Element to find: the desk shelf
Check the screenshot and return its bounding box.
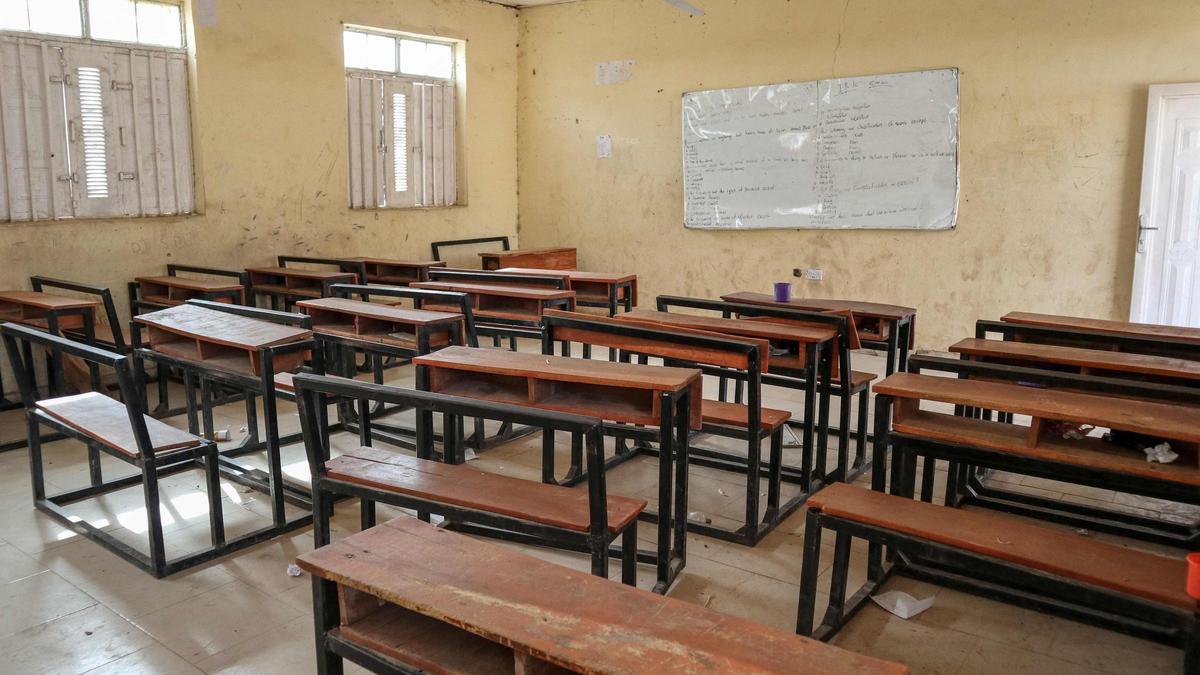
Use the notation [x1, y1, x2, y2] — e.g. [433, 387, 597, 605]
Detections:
[299, 298, 461, 348]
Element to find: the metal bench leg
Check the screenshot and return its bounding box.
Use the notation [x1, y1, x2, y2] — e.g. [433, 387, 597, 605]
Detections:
[87, 441, 103, 487]
[360, 499, 376, 530]
[820, 530, 853, 630]
[621, 521, 638, 586]
[796, 508, 824, 636]
[141, 457, 168, 578]
[766, 429, 783, 513]
[205, 444, 226, 547]
[312, 576, 344, 675]
[541, 429, 556, 483]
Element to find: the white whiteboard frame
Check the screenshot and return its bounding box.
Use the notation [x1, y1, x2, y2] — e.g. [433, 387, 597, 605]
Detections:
[682, 68, 960, 232]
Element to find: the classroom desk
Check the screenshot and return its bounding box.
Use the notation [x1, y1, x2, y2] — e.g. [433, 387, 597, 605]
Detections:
[496, 267, 637, 316]
[411, 281, 574, 349]
[479, 246, 577, 271]
[133, 275, 245, 308]
[0, 290, 100, 399]
[1001, 311, 1200, 344]
[132, 303, 316, 531]
[296, 297, 466, 449]
[872, 372, 1200, 547]
[949, 337, 1200, 385]
[722, 291, 916, 374]
[615, 308, 840, 487]
[413, 345, 700, 594]
[297, 517, 908, 675]
[246, 266, 357, 310]
[340, 257, 446, 285]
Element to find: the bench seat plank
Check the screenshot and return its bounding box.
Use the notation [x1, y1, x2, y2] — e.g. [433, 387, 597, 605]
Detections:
[297, 516, 908, 674]
[37, 392, 202, 457]
[1001, 311, 1200, 344]
[876, 373, 1200, 444]
[809, 483, 1191, 610]
[949, 337, 1200, 381]
[701, 399, 790, 431]
[326, 447, 646, 533]
[893, 410, 1200, 486]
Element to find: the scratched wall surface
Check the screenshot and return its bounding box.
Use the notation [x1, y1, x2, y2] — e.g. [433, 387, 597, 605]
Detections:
[515, 0, 1200, 349]
[0, 0, 518, 317]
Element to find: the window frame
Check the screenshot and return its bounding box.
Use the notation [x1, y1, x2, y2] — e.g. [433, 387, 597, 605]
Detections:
[0, 0, 187, 51]
[342, 24, 455, 81]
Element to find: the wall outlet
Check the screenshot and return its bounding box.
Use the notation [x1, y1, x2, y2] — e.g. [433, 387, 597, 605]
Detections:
[793, 267, 823, 281]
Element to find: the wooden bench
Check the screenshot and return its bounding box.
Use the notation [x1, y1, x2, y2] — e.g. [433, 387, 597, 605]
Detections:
[0, 323, 238, 578]
[979, 313, 1200, 362]
[411, 280, 575, 322]
[133, 275, 244, 308]
[797, 483, 1197, 669]
[246, 266, 357, 308]
[411, 346, 699, 593]
[299, 516, 909, 675]
[290, 373, 644, 588]
[479, 246, 576, 271]
[950, 337, 1200, 385]
[499, 267, 638, 315]
[296, 296, 463, 350]
[340, 257, 446, 285]
[542, 309, 789, 546]
[722, 291, 916, 375]
[873, 372, 1200, 547]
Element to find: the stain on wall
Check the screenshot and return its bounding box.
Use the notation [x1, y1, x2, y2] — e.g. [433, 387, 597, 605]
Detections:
[515, 0, 1196, 349]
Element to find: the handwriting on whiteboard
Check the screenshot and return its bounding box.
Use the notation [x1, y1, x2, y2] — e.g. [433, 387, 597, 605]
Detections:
[683, 69, 959, 230]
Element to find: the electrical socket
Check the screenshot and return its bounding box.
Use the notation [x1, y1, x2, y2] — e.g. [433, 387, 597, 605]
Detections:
[793, 268, 823, 281]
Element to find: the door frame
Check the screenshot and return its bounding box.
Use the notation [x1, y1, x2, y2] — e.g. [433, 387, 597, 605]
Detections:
[1130, 82, 1200, 322]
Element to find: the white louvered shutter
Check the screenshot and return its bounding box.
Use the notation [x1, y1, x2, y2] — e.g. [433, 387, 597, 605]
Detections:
[346, 74, 385, 208]
[411, 80, 456, 207]
[384, 78, 415, 208]
[0, 36, 72, 221]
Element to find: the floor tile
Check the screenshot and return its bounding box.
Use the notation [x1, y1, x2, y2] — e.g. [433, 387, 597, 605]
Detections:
[0, 604, 155, 675]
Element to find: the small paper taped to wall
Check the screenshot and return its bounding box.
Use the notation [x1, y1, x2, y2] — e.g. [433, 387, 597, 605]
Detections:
[196, 0, 217, 27]
[596, 60, 635, 86]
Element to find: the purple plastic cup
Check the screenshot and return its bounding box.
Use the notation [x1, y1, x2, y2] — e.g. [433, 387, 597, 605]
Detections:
[773, 282, 792, 303]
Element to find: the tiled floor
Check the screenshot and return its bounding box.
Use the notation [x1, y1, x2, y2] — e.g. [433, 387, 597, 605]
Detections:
[0, 348, 1188, 674]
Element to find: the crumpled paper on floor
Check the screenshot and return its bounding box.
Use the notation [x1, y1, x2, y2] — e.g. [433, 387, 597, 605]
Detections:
[871, 590, 934, 619]
[1144, 442, 1178, 464]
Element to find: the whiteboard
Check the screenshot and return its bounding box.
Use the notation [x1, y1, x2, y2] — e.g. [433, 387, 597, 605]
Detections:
[682, 68, 959, 231]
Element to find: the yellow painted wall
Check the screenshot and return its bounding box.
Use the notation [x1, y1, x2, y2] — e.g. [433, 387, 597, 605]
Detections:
[516, 0, 1199, 349]
[1, 0, 518, 313]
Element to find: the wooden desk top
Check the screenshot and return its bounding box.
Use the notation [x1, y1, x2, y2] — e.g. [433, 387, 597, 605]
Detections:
[1001, 311, 1200, 344]
[342, 257, 446, 268]
[876, 372, 1200, 443]
[414, 345, 699, 393]
[0, 290, 98, 310]
[411, 281, 575, 300]
[479, 247, 575, 258]
[135, 276, 243, 292]
[949, 338, 1200, 382]
[722, 292, 916, 320]
[135, 304, 311, 350]
[616, 308, 837, 344]
[297, 517, 908, 675]
[297, 297, 461, 326]
[246, 266, 356, 281]
[497, 267, 637, 283]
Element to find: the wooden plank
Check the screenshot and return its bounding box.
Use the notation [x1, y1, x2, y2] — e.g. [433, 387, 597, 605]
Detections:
[949, 337, 1200, 381]
[480, 248, 577, 271]
[37, 391, 201, 457]
[809, 483, 1192, 610]
[0, 290, 99, 310]
[893, 410, 1200, 486]
[297, 297, 461, 326]
[497, 268, 636, 284]
[297, 517, 909, 675]
[412, 281, 574, 301]
[134, 304, 311, 350]
[246, 266, 356, 282]
[721, 291, 916, 321]
[135, 275, 243, 293]
[1001, 311, 1200, 344]
[414, 346, 697, 393]
[875, 372, 1200, 444]
[615, 308, 837, 344]
[339, 603, 514, 675]
[326, 447, 645, 533]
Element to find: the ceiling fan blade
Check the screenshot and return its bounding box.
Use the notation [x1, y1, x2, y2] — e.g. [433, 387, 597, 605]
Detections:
[662, 0, 704, 16]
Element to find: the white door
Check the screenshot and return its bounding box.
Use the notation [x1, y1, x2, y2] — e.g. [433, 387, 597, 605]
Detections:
[1131, 84, 1200, 325]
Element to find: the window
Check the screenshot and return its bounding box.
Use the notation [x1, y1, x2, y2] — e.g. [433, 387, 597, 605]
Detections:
[0, 0, 191, 221]
[344, 27, 458, 209]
